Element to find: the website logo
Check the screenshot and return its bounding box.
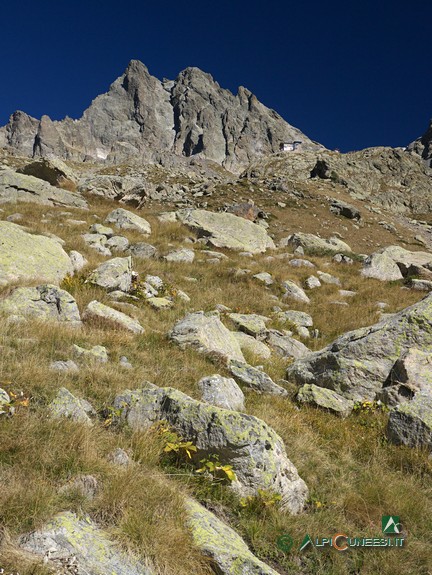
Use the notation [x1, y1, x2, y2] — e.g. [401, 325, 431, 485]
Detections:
[382, 516, 402, 534]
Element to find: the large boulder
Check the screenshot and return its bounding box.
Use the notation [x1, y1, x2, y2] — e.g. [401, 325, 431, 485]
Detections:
[0, 221, 74, 286]
[113, 385, 308, 513]
[380, 245, 432, 276]
[0, 284, 81, 324]
[19, 511, 151, 575]
[361, 252, 404, 281]
[280, 232, 352, 254]
[176, 209, 275, 253]
[169, 311, 245, 363]
[287, 293, 432, 403]
[186, 499, 280, 575]
[105, 207, 151, 235]
[86, 256, 133, 292]
[17, 158, 77, 190]
[0, 169, 87, 208]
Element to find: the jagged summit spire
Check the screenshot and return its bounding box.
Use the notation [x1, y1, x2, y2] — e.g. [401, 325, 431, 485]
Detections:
[0, 61, 320, 171]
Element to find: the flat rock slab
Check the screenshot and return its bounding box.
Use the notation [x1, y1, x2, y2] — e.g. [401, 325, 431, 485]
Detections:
[0, 221, 73, 286]
[228, 312, 270, 339]
[20, 511, 151, 575]
[297, 384, 354, 417]
[266, 330, 310, 359]
[228, 359, 288, 396]
[176, 209, 275, 253]
[113, 385, 308, 513]
[105, 207, 151, 235]
[83, 300, 144, 334]
[186, 499, 280, 575]
[280, 232, 351, 254]
[0, 169, 87, 208]
[169, 311, 245, 363]
[0, 284, 81, 324]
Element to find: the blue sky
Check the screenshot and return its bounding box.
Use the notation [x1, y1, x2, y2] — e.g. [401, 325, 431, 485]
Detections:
[1, 0, 431, 151]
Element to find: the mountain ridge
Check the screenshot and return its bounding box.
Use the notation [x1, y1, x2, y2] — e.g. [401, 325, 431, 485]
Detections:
[0, 60, 320, 172]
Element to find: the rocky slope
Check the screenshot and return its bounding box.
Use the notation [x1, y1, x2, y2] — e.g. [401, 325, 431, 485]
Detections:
[0, 60, 319, 172]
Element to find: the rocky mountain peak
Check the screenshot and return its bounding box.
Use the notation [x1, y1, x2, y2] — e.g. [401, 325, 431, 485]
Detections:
[0, 60, 319, 171]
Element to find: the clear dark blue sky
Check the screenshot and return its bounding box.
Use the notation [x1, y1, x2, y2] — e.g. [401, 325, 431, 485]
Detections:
[1, 0, 431, 152]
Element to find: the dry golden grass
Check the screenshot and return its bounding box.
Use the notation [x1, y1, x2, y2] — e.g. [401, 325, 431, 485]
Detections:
[0, 184, 431, 575]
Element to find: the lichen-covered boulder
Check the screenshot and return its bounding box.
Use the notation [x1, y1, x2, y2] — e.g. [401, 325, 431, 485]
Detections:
[105, 207, 151, 235]
[0, 221, 74, 286]
[83, 300, 144, 334]
[387, 392, 432, 449]
[169, 311, 245, 363]
[186, 499, 280, 575]
[0, 169, 87, 208]
[0, 284, 81, 324]
[266, 330, 310, 359]
[381, 348, 432, 406]
[361, 252, 403, 281]
[176, 209, 275, 254]
[287, 293, 432, 403]
[197, 374, 245, 411]
[296, 384, 354, 417]
[228, 360, 288, 396]
[72, 344, 109, 363]
[113, 386, 308, 513]
[280, 232, 352, 254]
[86, 256, 133, 292]
[228, 313, 270, 339]
[19, 511, 151, 575]
[48, 387, 95, 425]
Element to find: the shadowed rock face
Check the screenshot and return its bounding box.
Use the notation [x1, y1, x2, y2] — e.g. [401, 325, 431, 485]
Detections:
[408, 119, 432, 168]
[0, 60, 318, 171]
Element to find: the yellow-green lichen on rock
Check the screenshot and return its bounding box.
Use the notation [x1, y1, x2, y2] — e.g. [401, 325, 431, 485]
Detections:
[287, 293, 432, 403]
[113, 385, 308, 514]
[0, 221, 74, 286]
[19, 511, 152, 575]
[185, 499, 280, 575]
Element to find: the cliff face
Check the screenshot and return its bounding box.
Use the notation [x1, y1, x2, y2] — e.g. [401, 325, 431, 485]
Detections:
[408, 120, 432, 168]
[0, 60, 319, 171]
